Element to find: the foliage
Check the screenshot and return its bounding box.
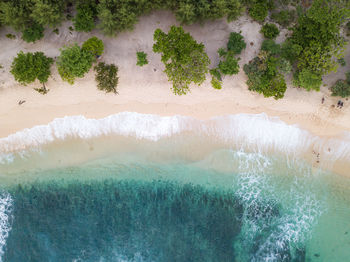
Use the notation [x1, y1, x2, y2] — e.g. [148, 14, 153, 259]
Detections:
[330, 80, 350, 98]
[260, 23, 280, 39]
[57, 44, 94, 84]
[227, 32, 246, 55]
[82, 37, 104, 57]
[136, 51, 148, 67]
[261, 39, 281, 56]
[338, 58, 346, 67]
[289, 0, 350, 90]
[271, 10, 296, 27]
[277, 58, 292, 74]
[94, 62, 119, 93]
[10, 51, 53, 91]
[243, 52, 287, 99]
[6, 34, 16, 39]
[218, 48, 227, 57]
[211, 77, 222, 89]
[280, 40, 302, 64]
[53, 28, 59, 35]
[218, 52, 240, 75]
[210, 68, 222, 81]
[30, 0, 66, 27]
[249, 3, 268, 22]
[293, 69, 322, 91]
[73, 4, 96, 32]
[21, 23, 44, 43]
[153, 26, 210, 95]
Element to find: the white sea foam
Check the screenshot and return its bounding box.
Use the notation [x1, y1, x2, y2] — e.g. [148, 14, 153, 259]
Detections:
[0, 192, 13, 262]
[0, 112, 349, 165]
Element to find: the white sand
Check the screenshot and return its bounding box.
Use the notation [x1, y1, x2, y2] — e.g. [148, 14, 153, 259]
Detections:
[0, 11, 350, 139]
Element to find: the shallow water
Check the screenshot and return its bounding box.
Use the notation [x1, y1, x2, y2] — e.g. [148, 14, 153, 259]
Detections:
[0, 113, 350, 261]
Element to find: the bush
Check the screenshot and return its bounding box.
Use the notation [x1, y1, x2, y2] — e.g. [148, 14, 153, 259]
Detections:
[338, 58, 346, 67]
[11, 51, 53, 92]
[153, 26, 210, 95]
[94, 62, 119, 93]
[293, 69, 322, 91]
[136, 51, 148, 67]
[249, 3, 268, 22]
[271, 10, 296, 27]
[218, 52, 240, 75]
[330, 80, 350, 98]
[57, 44, 94, 84]
[261, 39, 281, 56]
[6, 34, 16, 39]
[211, 77, 222, 89]
[73, 5, 95, 32]
[244, 54, 287, 99]
[280, 41, 302, 64]
[210, 68, 222, 81]
[277, 58, 292, 74]
[218, 48, 227, 57]
[261, 23, 280, 39]
[21, 23, 44, 43]
[227, 32, 246, 55]
[82, 37, 104, 57]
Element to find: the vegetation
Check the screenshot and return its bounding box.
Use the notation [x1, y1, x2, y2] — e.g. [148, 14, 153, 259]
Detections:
[227, 32, 246, 55]
[338, 58, 346, 67]
[153, 26, 210, 95]
[211, 77, 222, 89]
[73, 2, 96, 32]
[218, 52, 240, 75]
[271, 10, 296, 27]
[10, 51, 53, 93]
[330, 79, 350, 98]
[82, 37, 104, 57]
[21, 23, 44, 43]
[94, 62, 119, 94]
[249, 2, 268, 22]
[136, 51, 148, 67]
[289, 0, 350, 91]
[56, 44, 94, 84]
[261, 39, 281, 56]
[260, 23, 279, 39]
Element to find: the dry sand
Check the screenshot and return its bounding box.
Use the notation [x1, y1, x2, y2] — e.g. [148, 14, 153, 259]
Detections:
[0, 11, 350, 139]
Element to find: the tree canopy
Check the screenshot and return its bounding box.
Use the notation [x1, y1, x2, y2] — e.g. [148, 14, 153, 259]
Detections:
[153, 26, 210, 95]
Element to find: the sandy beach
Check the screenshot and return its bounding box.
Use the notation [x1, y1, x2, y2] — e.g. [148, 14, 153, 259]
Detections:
[1, 11, 350, 139]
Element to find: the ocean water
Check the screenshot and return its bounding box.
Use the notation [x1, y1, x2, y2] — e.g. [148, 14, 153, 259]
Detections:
[0, 112, 350, 261]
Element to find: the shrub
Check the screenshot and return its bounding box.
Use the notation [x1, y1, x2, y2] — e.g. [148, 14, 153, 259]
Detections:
[218, 48, 227, 57]
[82, 37, 104, 57]
[261, 39, 281, 56]
[227, 32, 246, 55]
[261, 23, 280, 39]
[11, 51, 53, 93]
[293, 69, 322, 91]
[57, 44, 94, 84]
[280, 41, 302, 63]
[210, 68, 222, 81]
[277, 58, 292, 74]
[94, 62, 119, 93]
[218, 52, 240, 75]
[244, 54, 287, 99]
[21, 23, 44, 43]
[271, 10, 296, 27]
[211, 77, 222, 89]
[338, 58, 346, 67]
[330, 80, 350, 98]
[73, 5, 95, 32]
[249, 3, 268, 22]
[136, 51, 148, 67]
[6, 34, 16, 39]
[153, 26, 210, 95]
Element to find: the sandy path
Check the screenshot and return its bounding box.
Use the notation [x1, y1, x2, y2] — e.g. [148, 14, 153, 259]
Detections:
[0, 11, 349, 139]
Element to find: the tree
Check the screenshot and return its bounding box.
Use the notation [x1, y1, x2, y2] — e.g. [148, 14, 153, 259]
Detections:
[249, 3, 268, 22]
[94, 62, 119, 93]
[57, 44, 94, 84]
[330, 79, 350, 98]
[82, 37, 104, 57]
[21, 23, 44, 43]
[153, 26, 210, 95]
[136, 51, 148, 66]
[73, 4, 96, 32]
[218, 52, 240, 75]
[227, 32, 246, 55]
[211, 77, 222, 89]
[293, 69, 322, 91]
[260, 23, 280, 39]
[11, 51, 53, 93]
[261, 39, 281, 56]
[30, 0, 66, 27]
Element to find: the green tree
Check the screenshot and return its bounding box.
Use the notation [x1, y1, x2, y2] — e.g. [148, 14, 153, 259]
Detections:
[153, 26, 210, 95]
[271, 10, 296, 27]
[94, 62, 119, 93]
[21, 23, 44, 43]
[261, 39, 281, 56]
[293, 69, 322, 91]
[330, 79, 350, 98]
[73, 4, 96, 32]
[11, 51, 53, 93]
[82, 37, 104, 57]
[31, 0, 66, 27]
[218, 52, 240, 75]
[136, 51, 148, 66]
[260, 23, 280, 39]
[211, 77, 222, 89]
[57, 44, 94, 84]
[249, 3, 268, 22]
[227, 32, 246, 55]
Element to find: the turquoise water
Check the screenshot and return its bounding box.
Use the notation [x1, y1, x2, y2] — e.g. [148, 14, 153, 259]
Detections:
[1, 113, 350, 261]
